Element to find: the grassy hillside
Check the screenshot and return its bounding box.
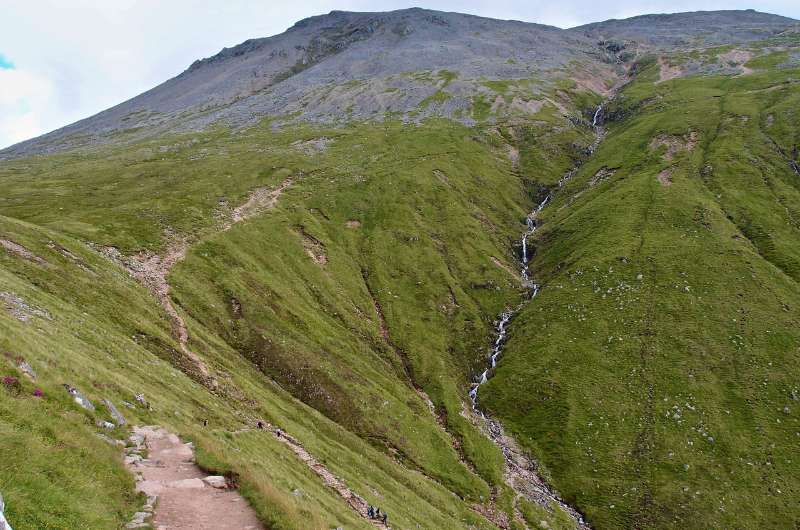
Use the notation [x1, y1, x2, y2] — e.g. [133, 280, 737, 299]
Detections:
[481, 49, 800, 529]
[0, 82, 597, 528]
[2, 18, 800, 530]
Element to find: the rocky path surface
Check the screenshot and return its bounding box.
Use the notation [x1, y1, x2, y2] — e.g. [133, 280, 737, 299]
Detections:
[125, 426, 261, 530]
[233, 421, 389, 528]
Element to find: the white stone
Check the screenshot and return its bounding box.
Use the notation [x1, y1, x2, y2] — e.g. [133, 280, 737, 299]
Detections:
[202, 475, 228, 489]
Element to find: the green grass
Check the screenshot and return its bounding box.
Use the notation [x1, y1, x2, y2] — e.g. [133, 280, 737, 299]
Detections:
[3, 34, 800, 530]
[481, 55, 800, 529]
[419, 90, 452, 109]
[0, 115, 595, 528]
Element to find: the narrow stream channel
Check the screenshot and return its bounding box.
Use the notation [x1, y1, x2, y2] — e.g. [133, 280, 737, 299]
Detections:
[467, 105, 605, 528]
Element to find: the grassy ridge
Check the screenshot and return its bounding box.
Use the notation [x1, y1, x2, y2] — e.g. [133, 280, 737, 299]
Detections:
[0, 211, 501, 529]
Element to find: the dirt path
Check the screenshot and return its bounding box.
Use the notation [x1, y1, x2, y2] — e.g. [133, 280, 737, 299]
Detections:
[234, 421, 389, 529]
[125, 426, 262, 530]
[101, 177, 294, 384]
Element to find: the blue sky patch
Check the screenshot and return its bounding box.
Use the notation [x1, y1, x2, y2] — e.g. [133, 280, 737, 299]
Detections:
[0, 54, 15, 70]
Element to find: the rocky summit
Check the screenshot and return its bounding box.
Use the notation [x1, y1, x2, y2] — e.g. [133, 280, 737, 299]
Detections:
[1, 7, 800, 530]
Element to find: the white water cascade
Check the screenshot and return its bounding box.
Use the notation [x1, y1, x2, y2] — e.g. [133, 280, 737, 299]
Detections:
[468, 102, 604, 411]
[462, 111, 605, 529]
[591, 104, 603, 127]
[469, 192, 549, 410]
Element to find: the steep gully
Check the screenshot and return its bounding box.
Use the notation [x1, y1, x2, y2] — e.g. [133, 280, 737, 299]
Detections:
[468, 105, 605, 529]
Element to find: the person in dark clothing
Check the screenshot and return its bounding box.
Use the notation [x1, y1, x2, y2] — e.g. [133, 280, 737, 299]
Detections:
[375, 507, 381, 519]
[382, 512, 388, 525]
[203, 419, 208, 427]
[257, 420, 264, 430]
[368, 506, 374, 518]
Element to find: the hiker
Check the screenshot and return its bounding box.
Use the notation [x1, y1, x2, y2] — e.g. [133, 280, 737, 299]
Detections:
[367, 505, 374, 518]
[275, 428, 282, 438]
[203, 419, 208, 427]
[257, 420, 264, 430]
[375, 507, 381, 519]
[382, 512, 388, 525]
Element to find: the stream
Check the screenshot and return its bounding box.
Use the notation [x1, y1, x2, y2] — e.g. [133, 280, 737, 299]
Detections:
[467, 105, 604, 528]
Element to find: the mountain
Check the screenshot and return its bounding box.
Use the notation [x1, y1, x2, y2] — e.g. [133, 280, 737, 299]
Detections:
[1, 7, 800, 530]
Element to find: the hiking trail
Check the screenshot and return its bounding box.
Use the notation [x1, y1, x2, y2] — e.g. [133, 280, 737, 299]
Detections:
[125, 426, 261, 530]
[100, 177, 293, 384]
[232, 421, 390, 528]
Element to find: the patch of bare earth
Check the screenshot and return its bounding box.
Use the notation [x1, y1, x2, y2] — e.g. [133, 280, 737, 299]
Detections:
[509, 97, 544, 115]
[290, 137, 333, 155]
[126, 426, 261, 530]
[299, 230, 327, 265]
[433, 169, 451, 186]
[657, 57, 683, 83]
[657, 168, 673, 186]
[345, 219, 361, 229]
[104, 240, 211, 380]
[571, 63, 621, 97]
[649, 131, 699, 161]
[228, 177, 294, 227]
[1, 292, 52, 322]
[0, 239, 47, 265]
[719, 49, 754, 75]
[101, 176, 294, 383]
[589, 167, 617, 187]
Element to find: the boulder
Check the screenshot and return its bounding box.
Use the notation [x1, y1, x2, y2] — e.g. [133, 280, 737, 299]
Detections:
[202, 475, 228, 489]
[64, 385, 95, 411]
[16, 359, 35, 380]
[102, 398, 126, 426]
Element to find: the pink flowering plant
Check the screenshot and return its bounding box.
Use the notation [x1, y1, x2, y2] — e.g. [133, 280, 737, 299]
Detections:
[2, 375, 21, 395]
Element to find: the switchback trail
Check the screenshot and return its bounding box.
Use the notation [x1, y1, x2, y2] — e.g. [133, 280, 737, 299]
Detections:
[101, 177, 294, 385]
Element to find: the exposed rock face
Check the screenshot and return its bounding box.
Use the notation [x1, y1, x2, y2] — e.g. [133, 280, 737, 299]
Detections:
[1, 9, 795, 159]
[572, 9, 797, 48]
[64, 385, 95, 411]
[102, 398, 127, 426]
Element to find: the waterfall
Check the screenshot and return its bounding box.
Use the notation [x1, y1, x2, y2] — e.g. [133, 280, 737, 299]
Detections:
[469, 195, 548, 410]
[592, 104, 603, 127]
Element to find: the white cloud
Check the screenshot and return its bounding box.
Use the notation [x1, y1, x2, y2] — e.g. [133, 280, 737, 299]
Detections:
[0, 68, 58, 146]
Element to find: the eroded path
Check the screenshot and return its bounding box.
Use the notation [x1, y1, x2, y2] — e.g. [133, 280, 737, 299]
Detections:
[233, 421, 389, 529]
[126, 426, 262, 530]
[101, 176, 294, 383]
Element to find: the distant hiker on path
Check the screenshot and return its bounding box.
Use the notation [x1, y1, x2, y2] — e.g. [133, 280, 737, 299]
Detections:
[368, 505, 374, 518]
[203, 419, 208, 427]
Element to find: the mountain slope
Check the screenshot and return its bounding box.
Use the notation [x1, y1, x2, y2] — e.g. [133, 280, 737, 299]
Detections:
[1, 7, 800, 530]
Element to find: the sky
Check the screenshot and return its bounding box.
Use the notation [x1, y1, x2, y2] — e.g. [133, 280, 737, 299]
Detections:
[1, 1, 799, 149]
